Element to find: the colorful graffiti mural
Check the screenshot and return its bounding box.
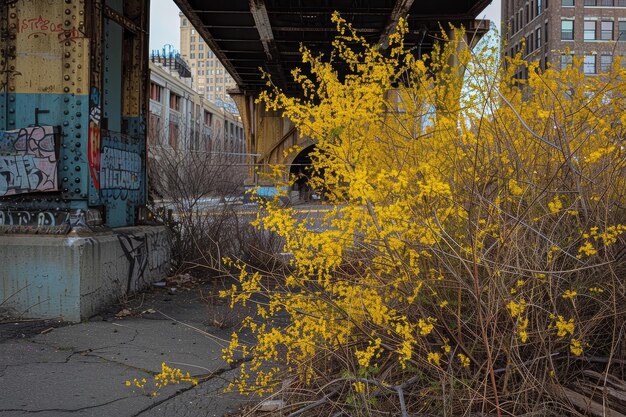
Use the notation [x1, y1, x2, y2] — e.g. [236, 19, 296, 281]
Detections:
[0, 126, 58, 197]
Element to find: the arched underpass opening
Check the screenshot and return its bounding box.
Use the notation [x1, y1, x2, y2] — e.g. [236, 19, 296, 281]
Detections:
[289, 145, 318, 202]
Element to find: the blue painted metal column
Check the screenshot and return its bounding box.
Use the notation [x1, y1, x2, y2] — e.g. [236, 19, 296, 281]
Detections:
[0, 0, 149, 231]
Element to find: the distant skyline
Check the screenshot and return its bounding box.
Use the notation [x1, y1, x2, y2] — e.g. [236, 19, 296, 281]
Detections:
[149, 0, 502, 53]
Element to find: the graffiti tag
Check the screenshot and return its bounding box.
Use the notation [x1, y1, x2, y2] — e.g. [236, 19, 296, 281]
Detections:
[100, 147, 141, 191]
[17, 16, 85, 43]
[0, 126, 58, 196]
[0, 209, 71, 234]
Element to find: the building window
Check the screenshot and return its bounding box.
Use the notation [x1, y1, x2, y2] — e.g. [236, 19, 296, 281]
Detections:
[190, 44, 195, 51]
[537, 0, 542, 13]
[584, 20, 596, 40]
[190, 53, 195, 59]
[583, 55, 596, 74]
[169, 122, 178, 148]
[169, 93, 181, 111]
[199, 43, 204, 51]
[148, 113, 160, 144]
[619, 21, 626, 41]
[561, 54, 574, 69]
[599, 0, 614, 5]
[198, 53, 204, 59]
[150, 82, 163, 102]
[584, 0, 597, 5]
[536, 28, 542, 48]
[205, 111, 213, 125]
[191, 36, 196, 43]
[561, 20, 574, 40]
[182, 18, 188, 26]
[562, 0, 574, 5]
[600, 54, 613, 72]
[601, 21, 614, 40]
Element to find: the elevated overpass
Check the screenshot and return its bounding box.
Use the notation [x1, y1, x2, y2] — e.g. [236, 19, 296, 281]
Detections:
[174, 0, 491, 185]
[0, 0, 489, 321]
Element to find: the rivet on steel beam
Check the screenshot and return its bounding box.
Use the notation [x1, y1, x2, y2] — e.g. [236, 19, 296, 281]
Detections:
[64, 52, 71, 58]
[75, 166, 81, 171]
[64, 97, 70, 103]
[75, 133, 81, 138]
[64, 75, 70, 81]
[75, 142, 80, 147]
[74, 188, 80, 193]
[75, 178, 81, 183]
[65, 9, 71, 15]
[64, 87, 70, 92]
[63, 177, 68, 182]
[64, 166, 69, 171]
[63, 121, 69, 126]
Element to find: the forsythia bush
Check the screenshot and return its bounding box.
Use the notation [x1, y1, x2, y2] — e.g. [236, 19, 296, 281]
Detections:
[222, 13, 626, 416]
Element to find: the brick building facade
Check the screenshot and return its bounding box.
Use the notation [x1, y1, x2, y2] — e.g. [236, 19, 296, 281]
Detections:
[502, 0, 626, 76]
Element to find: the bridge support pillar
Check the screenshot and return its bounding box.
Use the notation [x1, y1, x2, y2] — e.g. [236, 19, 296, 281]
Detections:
[0, 0, 170, 321]
[0, 227, 170, 322]
[230, 88, 303, 193]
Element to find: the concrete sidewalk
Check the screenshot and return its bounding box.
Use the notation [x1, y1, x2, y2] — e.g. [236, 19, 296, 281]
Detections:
[0, 278, 256, 417]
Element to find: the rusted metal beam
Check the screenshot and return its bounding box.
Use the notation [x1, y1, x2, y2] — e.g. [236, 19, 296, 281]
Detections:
[104, 5, 141, 34]
[379, 0, 415, 47]
[248, 0, 288, 89]
[273, 26, 379, 33]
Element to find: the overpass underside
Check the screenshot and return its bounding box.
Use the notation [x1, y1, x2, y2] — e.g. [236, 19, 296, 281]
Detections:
[175, 0, 490, 187]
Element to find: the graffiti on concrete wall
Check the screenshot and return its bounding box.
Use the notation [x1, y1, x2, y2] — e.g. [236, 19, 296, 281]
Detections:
[117, 230, 170, 293]
[0, 126, 58, 196]
[89, 87, 102, 190]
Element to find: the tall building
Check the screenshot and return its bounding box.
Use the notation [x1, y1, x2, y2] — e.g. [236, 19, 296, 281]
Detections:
[179, 13, 237, 109]
[502, 0, 626, 77]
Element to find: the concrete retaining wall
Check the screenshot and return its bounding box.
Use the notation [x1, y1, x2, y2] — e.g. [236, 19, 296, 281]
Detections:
[0, 226, 170, 322]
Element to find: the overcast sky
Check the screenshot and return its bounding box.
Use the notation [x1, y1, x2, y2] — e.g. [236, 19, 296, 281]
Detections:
[149, 0, 502, 52]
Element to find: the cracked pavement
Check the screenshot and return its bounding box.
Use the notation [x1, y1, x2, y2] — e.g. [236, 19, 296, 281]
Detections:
[0, 279, 257, 417]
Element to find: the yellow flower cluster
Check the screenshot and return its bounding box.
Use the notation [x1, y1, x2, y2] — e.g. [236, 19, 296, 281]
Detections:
[125, 363, 197, 397]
